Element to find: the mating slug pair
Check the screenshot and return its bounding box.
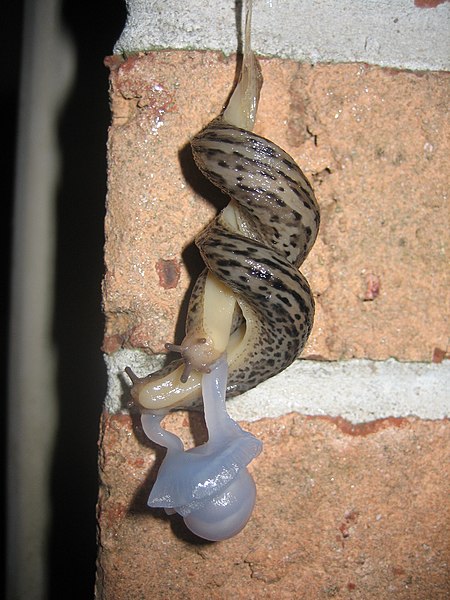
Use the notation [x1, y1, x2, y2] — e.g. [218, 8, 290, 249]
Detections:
[125, 0, 320, 541]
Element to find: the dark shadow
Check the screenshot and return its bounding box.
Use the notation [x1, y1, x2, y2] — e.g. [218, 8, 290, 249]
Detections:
[48, 1, 126, 598]
[2, 1, 25, 594]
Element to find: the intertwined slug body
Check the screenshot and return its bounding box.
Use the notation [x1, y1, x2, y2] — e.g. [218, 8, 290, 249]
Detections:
[126, 2, 320, 412]
[126, 0, 321, 542]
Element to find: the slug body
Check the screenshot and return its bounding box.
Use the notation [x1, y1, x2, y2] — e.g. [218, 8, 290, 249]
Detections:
[126, 9, 320, 413]
[126, 1, 319, 540]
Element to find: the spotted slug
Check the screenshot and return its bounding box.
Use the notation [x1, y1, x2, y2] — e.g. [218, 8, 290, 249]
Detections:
[126, 2, 320, 414]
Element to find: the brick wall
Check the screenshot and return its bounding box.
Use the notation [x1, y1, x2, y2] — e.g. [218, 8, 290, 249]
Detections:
[97, 2, 449, 598]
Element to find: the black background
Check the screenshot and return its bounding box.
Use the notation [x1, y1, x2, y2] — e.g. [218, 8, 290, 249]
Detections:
[2, 1, 127, 597]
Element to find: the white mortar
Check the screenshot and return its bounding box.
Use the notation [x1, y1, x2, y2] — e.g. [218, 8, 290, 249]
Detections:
[105, 351, 450, 423]
[115, 0, 450, 71]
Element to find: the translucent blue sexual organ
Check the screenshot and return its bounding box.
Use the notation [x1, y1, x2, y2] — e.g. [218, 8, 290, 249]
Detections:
[140, 356, 262, 541]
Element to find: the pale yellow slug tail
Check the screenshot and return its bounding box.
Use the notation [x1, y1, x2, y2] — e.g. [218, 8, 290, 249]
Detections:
[222, 0, 263, 131]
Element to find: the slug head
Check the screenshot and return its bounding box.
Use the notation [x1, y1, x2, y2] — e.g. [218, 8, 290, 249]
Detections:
[124, 328, 225, 411]
[165, 332, 222, 383]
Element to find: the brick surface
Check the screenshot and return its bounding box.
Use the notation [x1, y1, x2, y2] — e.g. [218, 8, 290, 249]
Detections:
[103, 52, 449, 361]
[96, 413, 450, 599]
[99, 52, 450, 599]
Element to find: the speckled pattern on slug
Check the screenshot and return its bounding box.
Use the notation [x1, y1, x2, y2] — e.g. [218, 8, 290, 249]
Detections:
[124, 35, 321, 412]
[191, 117, 320, 397]
[192, 118, 320, 267]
